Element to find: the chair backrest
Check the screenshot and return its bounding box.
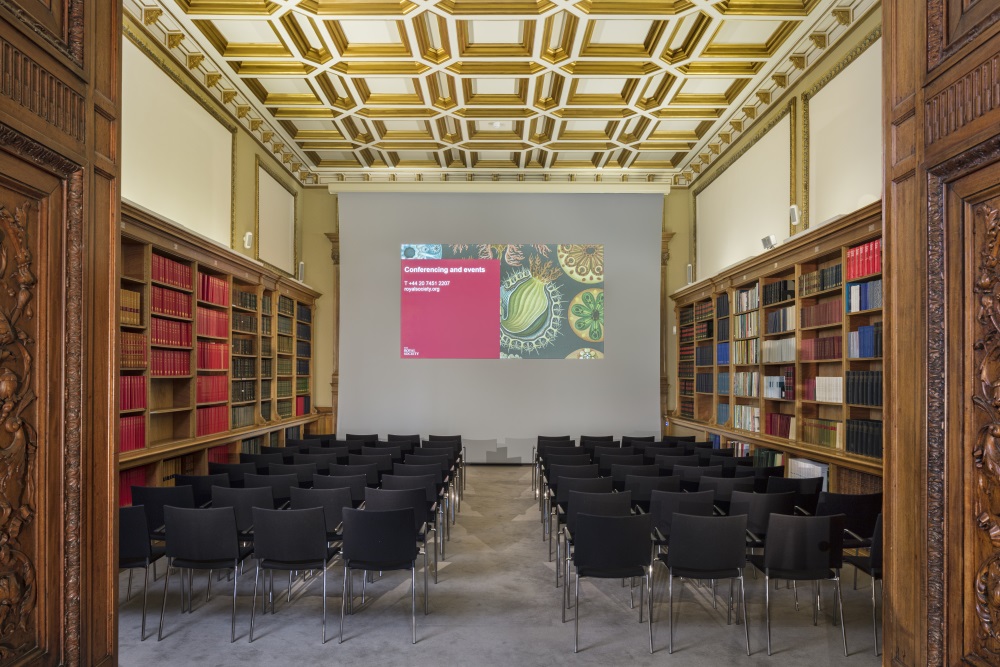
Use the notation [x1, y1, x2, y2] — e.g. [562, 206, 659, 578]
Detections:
[546, 464, 599, 491]
[766, 476, 824, 514]
[540, 447, 588, 466]
[415, 444, 458, 464]
[674, 464, 722, 482]
[302, 432, 336, 442]
[345, 433, 379, 444]
[661, 435, 696, 443]
[404, 452, 450, 472]
[329, 463, 380, 486]
[119, 505, 152, 563]
[566, 490, 632, 535]
[708, 455, 740, 472]
[597, 453, 643, 476]
[283, 439, 315, 451]
[387, 433, 420, 443]
[579, 435, 614, 445]
[643, 445, 686, 462]
[362, 444, 402, 462]
[538, 435, 572, 445]
[697, 475, 755, 503]
[555, 476, 613, 505]
[349, 453, 393, 473]
[290, 487, 352, 533]
[244, 473, 298, 503]
[253, 507, 328, 565]
[163, 506, 238, 562]
[734, 465, 786, 492]
[293, 452, 340, 473]
[648, 490, 714, 539]
[260, 445, 297, 462]
[341, 508, 418, 566]
[421, 440, 461, 456]
[312, 474, 367, 504]
[174, 474, 229, 507]
[729, 490, 796, 535]
[268, 463, 318, 486]
[427, 434, 461, 444]
[239, 452, 284, 473]
[393, 462, 444, 484]
[764, 513, 845, 575]
[667, 514, 748, 575]
[208, 462, 256, 488]
[593, 445, 632, 460]
[537, 441, 576, 460]
[381, 474, 437, 503]
[696, 447, 734, 466]
[815, 491, 883, 540]
[624, 475, 681, 503]
[610, 463, 659, 486]
[869, 514, 883, 574]
[545, 453, 592, 468]
[654, 454, 699, 473]
[131, 485, 195, 536]
[211, 485, 275, 530]
[364, 487, 429, 531]
[573, 514, 652, 573]
[621, 435, 656, 446]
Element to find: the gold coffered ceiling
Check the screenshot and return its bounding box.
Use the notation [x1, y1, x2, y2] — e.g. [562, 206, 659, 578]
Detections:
[129, 0, 877, 187]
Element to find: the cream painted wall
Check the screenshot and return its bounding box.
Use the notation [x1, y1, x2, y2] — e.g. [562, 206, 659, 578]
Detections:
[121, 39, 232, 244]
[257, 166, 296, 275]
[809, 38, 883, 224]
[299, 190, 339, 408]
[663, 190, 693, 417]
[695, 115, 792, 279]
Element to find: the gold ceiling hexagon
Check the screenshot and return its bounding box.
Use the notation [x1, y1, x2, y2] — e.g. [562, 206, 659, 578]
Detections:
[131, 0, 878, 185]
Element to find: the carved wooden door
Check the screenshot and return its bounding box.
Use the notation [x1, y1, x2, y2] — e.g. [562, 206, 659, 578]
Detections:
[0, 0, 120, 664]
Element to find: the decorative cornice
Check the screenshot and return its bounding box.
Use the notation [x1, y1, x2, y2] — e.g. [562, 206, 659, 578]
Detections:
[0, 124, 80, 177]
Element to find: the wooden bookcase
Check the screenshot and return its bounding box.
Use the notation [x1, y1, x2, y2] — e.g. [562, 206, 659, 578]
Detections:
[670, 201, 884, 492]
[117, 202, 321, 505]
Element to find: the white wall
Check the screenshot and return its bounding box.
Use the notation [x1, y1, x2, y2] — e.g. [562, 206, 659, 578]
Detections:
[809, 38, 882, 224]
[257, 166, 296, 274]
[338, 193, 662, 450]
[121, 39, 233, 245]
[695, 115, 791, 279]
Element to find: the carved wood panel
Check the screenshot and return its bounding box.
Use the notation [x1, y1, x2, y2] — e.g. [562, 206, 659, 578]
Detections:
[927, 0, 1000, 71]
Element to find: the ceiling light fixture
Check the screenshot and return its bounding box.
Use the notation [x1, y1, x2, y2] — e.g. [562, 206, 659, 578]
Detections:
[490, 121, 503, 129]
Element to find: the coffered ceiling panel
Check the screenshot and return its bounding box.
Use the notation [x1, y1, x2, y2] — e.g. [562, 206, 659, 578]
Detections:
[129, 0, 878, 186]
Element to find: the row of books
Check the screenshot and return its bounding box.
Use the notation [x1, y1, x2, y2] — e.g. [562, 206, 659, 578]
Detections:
[733, 338, 759, 365]
[196, 375, 228, 404]
[695, 346, 713, 366]
[197, 341, 229, 371]
[120, 415, 146, 453]
[801, 298, 843, 328]
[696, 373, 713, 393]
[262, 295, 273, 316]
[151, 317, 192, 348]
[232, 312, 257, 333]
[118, 467, 147, 506]
[297, 303, 311, 322]
[716, 294, 730, 318]
[766, 306, 795, 334]
[232, 337, 255, 356]
[763, 279, 795, 306]
[846, 370, 883, 406]
[198, 272, 230, 307]
[679, 378, 694, 396]
[278, 337, 294, 355]
[717, 318, 730, 342]
[196, 405, 228, 437]
[151, 285, 192, 319]
[208, 444, 231, 464]
[261, 318, 272, 336]
[122, 332, 148, 369]
[242, 436, 265, 455]
[734, 311, 759, 338]
[762, 336, 795, 363]
[803, 376, 843, 403]
[717, 342, 730, 365]
[847, 279, 883, 313]
[801, 418, 843, 448]
[234, 290, 257, 311]
[152, 253, 192, 290]
[151, 349, 189, 376]
[296, 341, 312, 358]
[278, 295, 295, 316]
[231, 405, 255, 429]
[717, 372, 730, 394]
[120, 289, 142, 326]
[717, 403, 730, 425]
[232, 380, 256, 403]
[735, 284, 760, 313]
[277, 379, 294, 398]
[679, 344, 694, 363]
[695, 301, 713, 320]
[678, 362, 694, 379]
[296, 359, 310, 375]
[733, 404, 760, 432]
[763, 366, 795, 400]
[296, 378, 310, 393]
[733, 371, 759, 397]
[848, 322, 883, 358]
[261, 379, 272, 397]
[846, 239, 882, 280]
[296, 395, 311, 416]
[800, 264, 843, 296]
[232, 357, 256, 379]
[679, 307, 695, 326]
[197, 307, 229, 339]
[277, 399, 295, 418]
[119, 375, 147, 411]
[261, 339, 272, 357]
[846, 419, 883, 458]
[752, 447, 785, 467]
[262, 360, 274, 378]
[679, 326, 694, 344]
[695, 321, 713, 340]
[801, 336, 842, 361]
[764, 413, 796, 438]
[261, 402, 272, 421]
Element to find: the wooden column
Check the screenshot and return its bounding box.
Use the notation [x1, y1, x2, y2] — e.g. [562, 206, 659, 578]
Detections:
[660, 230, 675, 436]
[0, 0, 120, 664]
[325, 230, 340, 430]
[884, 1, 1000, 664]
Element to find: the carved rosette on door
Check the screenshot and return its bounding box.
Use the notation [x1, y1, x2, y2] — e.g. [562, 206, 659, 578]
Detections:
[973, 200, 1000, 657]
[0, 201, 37, 659]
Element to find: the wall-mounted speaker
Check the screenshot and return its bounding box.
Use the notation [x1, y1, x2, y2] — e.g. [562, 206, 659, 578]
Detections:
[761, 234, 777, 250]
[243, 231, 253, 249]
[686, 263, 693, 284]
[789, 204, 800, 227]
[297, 261, 305, 281]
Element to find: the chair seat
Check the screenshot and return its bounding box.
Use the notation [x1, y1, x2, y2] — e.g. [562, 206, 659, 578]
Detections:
[661, 558, 742, 580]
[844, 553, 881, 578]
[749, 553, 836, 581]
[258, 546, 339, 571]
[345, 557, 414, 572]
[577, 564, 646, 579]
[171, 543, 254, 571]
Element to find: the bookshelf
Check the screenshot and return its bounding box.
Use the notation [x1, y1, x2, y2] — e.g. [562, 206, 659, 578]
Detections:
[118, 202, 321, 505]
[670, 201, 884, 491]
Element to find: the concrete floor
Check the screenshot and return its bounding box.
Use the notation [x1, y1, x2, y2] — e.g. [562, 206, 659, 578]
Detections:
[119, 466, 882, 666]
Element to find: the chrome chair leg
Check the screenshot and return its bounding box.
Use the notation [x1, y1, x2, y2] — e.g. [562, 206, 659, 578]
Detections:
[127, 569, 134, 600]
[411, 564, 417, 644]
[322, 560, 328, 643]
[230, 559, 239, 643]
[836, 575, 848, 656]
[423, 546, 429, 615]
[647, 569, 654, 654]
[340, 566, 348, 644]
[574, 571, 580, 653]
[740, 574, 750, 656]
[140, 565, 150, 641]
[765, 573, 772, 656]
[157, 560, 171, 641]
[668, 570, 674, 654]
[250, 563, 260, 642]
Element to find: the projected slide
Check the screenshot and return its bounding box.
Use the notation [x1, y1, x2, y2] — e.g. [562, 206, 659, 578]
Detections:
[401, 244, 604, 360]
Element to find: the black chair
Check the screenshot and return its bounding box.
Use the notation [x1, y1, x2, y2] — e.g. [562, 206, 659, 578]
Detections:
[622, 435, 656, 446]
[211, 485, 275, 541]
[305, 446, 350, 461]
[535, 439, 576, 498]
[730, 490, 796, 556]
[751, 513, 848, 656]
[648, 490, 714, 553]
[342, 440, 366, 454]
[625, 475, 681, 513]
[340, 508, 420, 644]
[119, 505, 164, 640]
[596, 453, 643, 477]
[654, 454, 699, 475]
[394, 463, 450, 557]
[593, 444, 631, 460]
[766, 476, 824, 514]
[350, 453, 393, 481]
[570, 513, 653, 654]
[815, 491, 882, 550]
[240, 452, 284, 473]
[283, 439, 316, 452]
[610, 463, 659, 492]
[362, 444, 402, 462]
[345, 433, 379, 444]
[661, 435, 696, 443]
[158, 506, 252, 642]
[303, 432, 336, 443]
[329, 463, 379, 487]
[250, 507, 339, 642]
[294, 452, 342, 473]
[208, 462, 256, 488]
[662, 514, 750, 655]
[132, 485, 195, 541]
[697, 475, 755, 514]
[546, 453, 592, 467]
[707, 455, 740, 476]
[673, 464, 722, 492]
[387, 433, 421, 444]
[173, 474, 230, 508]
[561, 491, 633, 615]
[260, 445, 298, 462]
[734, 465, 786, 492]
[313, 473, 367, 507]
[550, 476, 613, 568]
[579, 435, 614, 445]
[268, 462, 318, 488]
[365, 488, 436, 608]
[845, 514, 883, 656]
[544, 464, 599, 544]
[642, 446, 686, 463]
[245, 473, 298, 507]
[290, 486, 353, 541]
